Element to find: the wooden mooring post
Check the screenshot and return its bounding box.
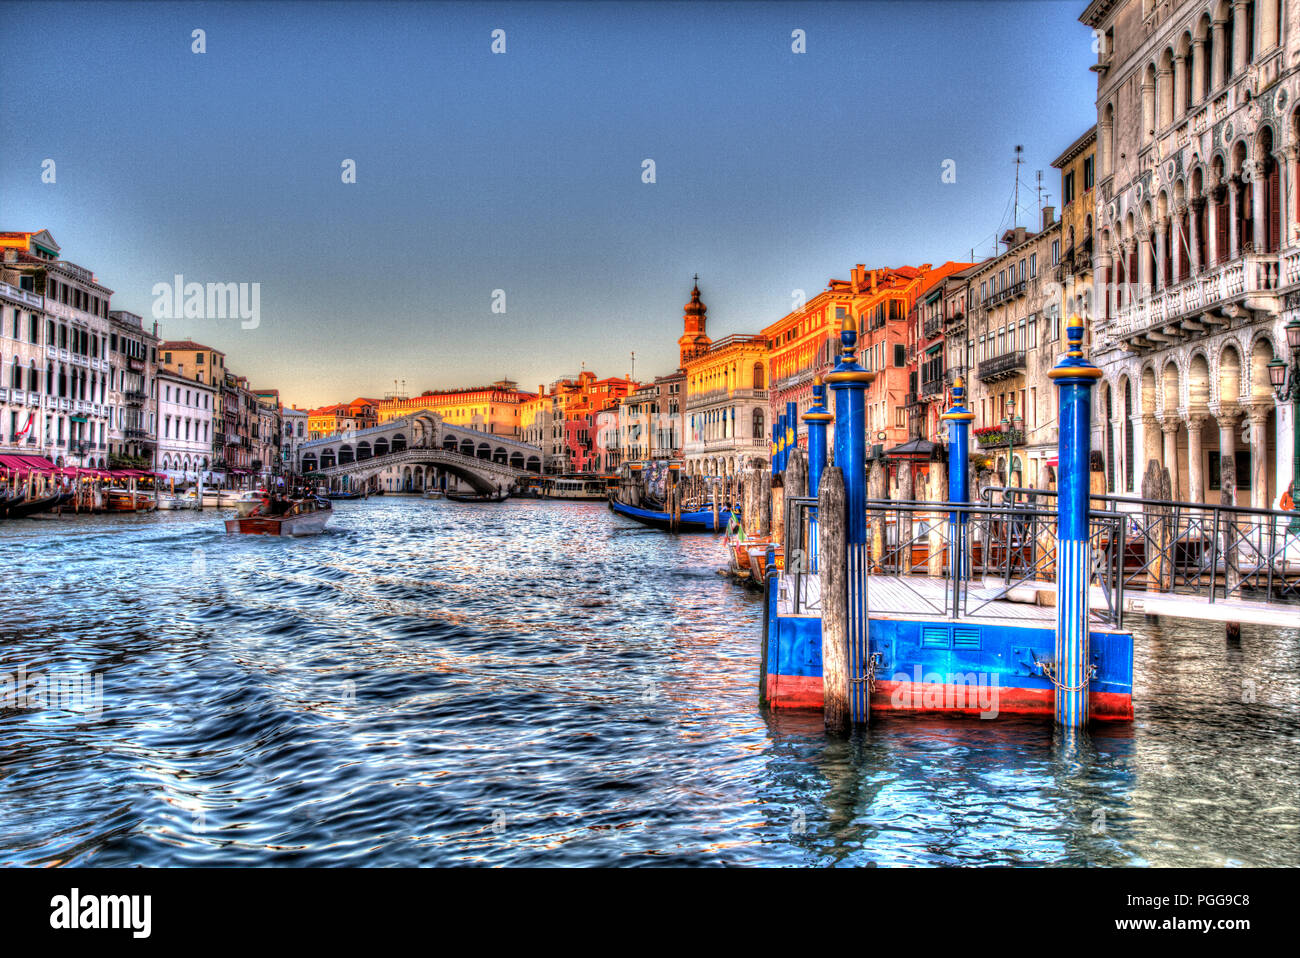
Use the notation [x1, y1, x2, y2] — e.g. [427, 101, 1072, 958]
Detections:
[1142, 459, 1172, 598]
[1220, 422, 1241, 641]
[784, 448, 807, 571]
[819, 465, 850, 732]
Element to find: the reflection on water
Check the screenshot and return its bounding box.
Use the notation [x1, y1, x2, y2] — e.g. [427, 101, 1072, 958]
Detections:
[0, 498, 1296, 866]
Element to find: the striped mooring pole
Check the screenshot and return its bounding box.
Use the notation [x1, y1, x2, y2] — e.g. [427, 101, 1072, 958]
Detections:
[940, 376, 974, 616]
[771, 420, 780, 477]
[1048, 315, 1102, 728]
[802, 375, 833, 572]
[826, 314, 876, 724]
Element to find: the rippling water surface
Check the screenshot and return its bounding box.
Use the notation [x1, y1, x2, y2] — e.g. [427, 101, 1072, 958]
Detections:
[1, 497, 1297, 866]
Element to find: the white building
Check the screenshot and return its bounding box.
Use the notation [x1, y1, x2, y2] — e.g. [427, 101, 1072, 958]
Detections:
[281, 406, 308, 475]
[1083, 0, 1296, 508]
[0, 230, 114, 468]
[156, 368, 217, 483]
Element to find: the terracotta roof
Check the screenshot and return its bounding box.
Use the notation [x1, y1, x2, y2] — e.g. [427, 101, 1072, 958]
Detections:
[159, 340, 223, 353]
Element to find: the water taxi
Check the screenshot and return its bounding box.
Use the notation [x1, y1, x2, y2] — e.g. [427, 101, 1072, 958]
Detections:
[224, 496, 332, 536]
[542, 476, 610, 500]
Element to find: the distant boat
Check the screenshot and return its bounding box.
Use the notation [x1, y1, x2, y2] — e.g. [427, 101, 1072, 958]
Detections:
[224, 496, 332, 536]
[423, 489, 445, 500]
[541, 477, 610, 500]
[326, 491, 363, 501]
[446, 490, 509, 503]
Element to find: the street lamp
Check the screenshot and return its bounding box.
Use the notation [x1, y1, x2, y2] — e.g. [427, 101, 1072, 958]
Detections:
[1001, 393, 1022, 489]
[1268, 317, 1300, 503]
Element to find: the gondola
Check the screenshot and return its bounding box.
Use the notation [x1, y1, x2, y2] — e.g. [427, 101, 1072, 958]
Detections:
[446, 490, 510, 503]
[4, 491, 67, 519]
[326, 491, 363, 501]
[609, 497, 734, 532]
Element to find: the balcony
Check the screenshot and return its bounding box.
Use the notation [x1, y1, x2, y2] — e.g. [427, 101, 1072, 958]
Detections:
[920, 375, 945, 398]
[0, 280, 43, 309]
[977, 350, 1026, 383]
[1104, 252, 1284, 355]
[923, 316, 943, 340]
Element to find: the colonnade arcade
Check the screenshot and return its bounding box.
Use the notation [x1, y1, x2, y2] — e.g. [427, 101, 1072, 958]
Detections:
[1097, 327, 1285, 508]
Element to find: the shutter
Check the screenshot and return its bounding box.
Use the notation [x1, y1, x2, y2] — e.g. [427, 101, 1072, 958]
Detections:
[1268, 163, 1281, 253]
[1216, 201, 1228, 263]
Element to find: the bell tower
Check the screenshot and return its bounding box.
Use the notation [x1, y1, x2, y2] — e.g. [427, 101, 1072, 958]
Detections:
[677, 275, 711, 367]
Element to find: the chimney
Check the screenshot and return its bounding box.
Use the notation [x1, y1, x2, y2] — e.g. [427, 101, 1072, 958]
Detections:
[1042, 206, 1056, 230]
[850, 266, 861, 291]
[870, 270, 878, 293]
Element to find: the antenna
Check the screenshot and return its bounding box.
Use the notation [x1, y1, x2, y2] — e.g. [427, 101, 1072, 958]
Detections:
[1036, 169, 1043, 218]
[630, 350, 636, 382]
[1013, 144, 1024, 228]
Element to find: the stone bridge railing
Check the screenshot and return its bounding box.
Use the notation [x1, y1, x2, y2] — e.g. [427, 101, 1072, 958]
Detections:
[308, 446, 532, 491]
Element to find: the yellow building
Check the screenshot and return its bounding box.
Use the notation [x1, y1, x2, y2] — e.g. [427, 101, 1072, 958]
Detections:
[376, 379, 531, 438]
[677, 282, 769, 476]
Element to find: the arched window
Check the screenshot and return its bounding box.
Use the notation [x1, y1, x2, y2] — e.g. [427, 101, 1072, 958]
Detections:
[752, 408, 765, 439]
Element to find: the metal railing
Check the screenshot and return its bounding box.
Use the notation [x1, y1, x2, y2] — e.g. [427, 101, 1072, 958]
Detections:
[781, 495, 1126, 626]
[980, 486, 1300, 608]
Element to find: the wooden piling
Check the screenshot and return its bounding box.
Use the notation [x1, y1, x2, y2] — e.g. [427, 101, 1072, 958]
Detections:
[770, 473, 785, 548]
[784, 449, 807, 571]
[1142, 459, 1172, 594]
[819, 466, 850, 733]
[927, 458, 946, 578]
[898, 461, 913, 568]
[868, 458, 886, 570]
[1221, 447, 1240, 639]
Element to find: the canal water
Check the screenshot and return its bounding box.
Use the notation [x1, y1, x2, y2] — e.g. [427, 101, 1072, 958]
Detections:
[1, 497, 1297, 866]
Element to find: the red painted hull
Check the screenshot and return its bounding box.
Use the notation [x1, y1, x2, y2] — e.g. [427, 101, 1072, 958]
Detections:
[765, 674, 1133, 721]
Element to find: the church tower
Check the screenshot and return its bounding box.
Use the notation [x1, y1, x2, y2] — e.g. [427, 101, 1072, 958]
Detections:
[677, 276, 711, 368]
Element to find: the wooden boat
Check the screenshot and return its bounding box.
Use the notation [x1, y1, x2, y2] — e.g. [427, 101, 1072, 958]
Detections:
[446, 490, 510, 503]
[326, 491, 363, 501]
[224, 496, 332, 536]
[105, 488, 155, 512]
[423, 489, 445, 500]
[610, 498, 734, 532]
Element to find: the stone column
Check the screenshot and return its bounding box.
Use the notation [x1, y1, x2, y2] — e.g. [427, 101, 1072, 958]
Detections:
[1142, 414, 1162, 476]
[1247, 404, 1271, 510]
[1142, 76, 1156, 143]
[1162, 418, 1182, 501]
[1232, 0, 1249, 79]
[1251, 162, 1267, 253]
[1140, 234, 1154, 291]
[1191, 38, 1206, 105]
[1260, 0, 1280, 51]
[1157, 66, 1173, 130]
[1173, 53, 1187, 119]
[1186, 412, 1208, 503]
[1211, 18, 1228, 90]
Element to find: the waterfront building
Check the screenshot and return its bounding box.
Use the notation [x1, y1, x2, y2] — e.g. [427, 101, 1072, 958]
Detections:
[252, 388, 282, 485]
[376, 380, 530, 437]
[522, 372, 634, 473]
[0, 261, 49, 458]
[614, 371, 684, 468]
[280, 406, 309, 475]
[1052, 124, 1099, 349]
[912, 263, 982, 450]
[1081, 0, 1294, 508]
[762, 281, 857, 453]
[679, 282, 769, 476]
[107, 310, 158, 466]
[307, 397, 378, 440]
[966, 212, 1063, 490]
[156, 367, 217, 481]
[0, 230, 114, 468]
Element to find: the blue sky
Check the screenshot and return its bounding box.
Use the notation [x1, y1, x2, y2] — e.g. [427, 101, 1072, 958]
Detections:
[0, 1, 1097, 406]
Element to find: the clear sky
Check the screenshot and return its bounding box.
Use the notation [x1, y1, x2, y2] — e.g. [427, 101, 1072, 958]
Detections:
[0, 1, 1097, 408]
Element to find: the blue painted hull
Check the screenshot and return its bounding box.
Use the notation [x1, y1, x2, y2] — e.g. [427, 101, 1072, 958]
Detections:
[610, 499, 734, 532]
[763, 581, 1134, 720]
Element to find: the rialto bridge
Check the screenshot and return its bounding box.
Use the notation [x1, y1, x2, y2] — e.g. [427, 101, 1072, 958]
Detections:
[296, 412, 543, 493]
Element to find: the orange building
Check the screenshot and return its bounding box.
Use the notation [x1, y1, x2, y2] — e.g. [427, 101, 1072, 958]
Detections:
[522, 371, 635, 473]
[307, 397, 379, 439]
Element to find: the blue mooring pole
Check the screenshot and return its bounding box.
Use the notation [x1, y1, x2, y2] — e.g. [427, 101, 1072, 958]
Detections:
[777, 412, 788, 474]
[826, 314, 875, 723]
[785, 401, 797, 466]
[940, 376, 974, 616]
[803, 376, 833, 572]
[771, 421, 780, 476]
[1049, 315, 1101, 728]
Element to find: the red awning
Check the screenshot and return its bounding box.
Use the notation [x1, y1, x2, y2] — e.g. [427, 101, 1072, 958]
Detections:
[1047, 457, 1059, 468]
[0, 454, 56, 474]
